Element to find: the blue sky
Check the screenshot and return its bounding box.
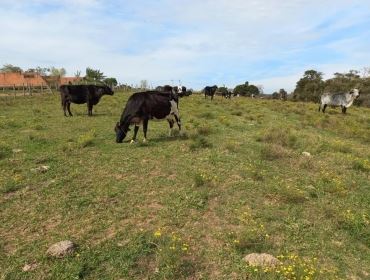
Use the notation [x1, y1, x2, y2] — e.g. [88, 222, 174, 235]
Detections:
[1, 0, 370, 92]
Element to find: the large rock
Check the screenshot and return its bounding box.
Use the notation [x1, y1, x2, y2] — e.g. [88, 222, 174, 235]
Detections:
[243, 253, 280, 267]
[46, 240, 76, 258]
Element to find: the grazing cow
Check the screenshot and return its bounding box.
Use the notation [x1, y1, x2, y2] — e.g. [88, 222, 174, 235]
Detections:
[319, 88, 360, 114]
[204, 85, 218, 100]
[222, 89, 232, 99]
[115, 91, 181, 143]
[60, 84, 114, 116]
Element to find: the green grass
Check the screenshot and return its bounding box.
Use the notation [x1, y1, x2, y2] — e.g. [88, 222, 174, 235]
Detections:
[0, 93, 369, 279]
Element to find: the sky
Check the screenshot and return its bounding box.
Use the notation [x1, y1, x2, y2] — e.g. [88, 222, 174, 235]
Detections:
[0, 0, 370, 93]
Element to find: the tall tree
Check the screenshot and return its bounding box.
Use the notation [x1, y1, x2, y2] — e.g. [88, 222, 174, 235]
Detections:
[85, 68, 105, 81]
[293, 70, 324, 102]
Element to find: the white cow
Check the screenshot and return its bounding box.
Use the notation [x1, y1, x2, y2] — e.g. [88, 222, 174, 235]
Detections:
[319, 88, 360, 114]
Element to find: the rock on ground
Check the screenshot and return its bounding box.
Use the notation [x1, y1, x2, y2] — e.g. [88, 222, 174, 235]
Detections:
[302, 151, 312, 157]
[243, 253, 280, 267]
[46, 240, 76, 258]
[22, 263, 38, 272]
[31, 165, 49, 173]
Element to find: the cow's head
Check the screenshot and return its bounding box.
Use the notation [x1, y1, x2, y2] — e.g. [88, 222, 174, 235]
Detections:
[172, 86, 179, 94]
[102, 85, 114, 96]
[350, 88, 360, 99]
[114, 122, 130, 143]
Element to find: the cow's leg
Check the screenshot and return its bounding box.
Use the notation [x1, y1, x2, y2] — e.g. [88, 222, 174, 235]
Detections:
[143, 119, 149, 142]
[342, 107, 347, 114]
[167, 119, 174, 136]
[131, 125, 139, 143]
[62, 101, 68, 117]
[67, 102, 73, 116]
[322, 104, 327, 113]
[87, 104, 93, 116]
[318, 104, 321, 112]
[174, 115, 181, 131]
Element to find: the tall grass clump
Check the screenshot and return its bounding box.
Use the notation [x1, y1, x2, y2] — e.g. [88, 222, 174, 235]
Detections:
[257, 127, 298, 149]
[77, 129, 97, 148]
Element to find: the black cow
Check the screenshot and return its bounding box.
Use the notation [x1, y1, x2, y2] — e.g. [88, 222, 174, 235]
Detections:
[204, 85, 218, 100]
[60, 84, 114, 116]
[115, 91, 181, 143]
[222, 90, 232, 99]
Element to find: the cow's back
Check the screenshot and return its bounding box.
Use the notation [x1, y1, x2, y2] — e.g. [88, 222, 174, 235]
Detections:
[62, 85, 89, 104]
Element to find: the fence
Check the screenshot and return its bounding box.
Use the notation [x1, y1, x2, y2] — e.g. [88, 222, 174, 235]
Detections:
[0, 83, 53, 98]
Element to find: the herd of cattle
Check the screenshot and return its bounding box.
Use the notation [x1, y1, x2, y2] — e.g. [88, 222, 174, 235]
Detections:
[59, 84, 361, 143]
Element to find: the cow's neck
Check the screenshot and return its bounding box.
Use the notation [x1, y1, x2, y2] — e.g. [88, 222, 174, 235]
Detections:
[345, 93, 355, 107]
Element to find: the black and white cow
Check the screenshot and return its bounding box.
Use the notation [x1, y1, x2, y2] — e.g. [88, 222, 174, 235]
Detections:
[204, 85, 218, 100]
[115, 91, 181, 143]
[319, 88, 360, 114]
[60, 84, 114, 116]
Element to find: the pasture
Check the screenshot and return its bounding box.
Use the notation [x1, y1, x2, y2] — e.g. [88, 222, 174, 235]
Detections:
[0, 92, 369, 279]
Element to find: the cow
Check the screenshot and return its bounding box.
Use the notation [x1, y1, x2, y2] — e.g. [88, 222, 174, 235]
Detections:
[60, 84, 114, 116]
[204, 85, 218, 100]
[115, 91, 181, 143]
[222, 89, 232, 99]
[319, 88, 360, 114]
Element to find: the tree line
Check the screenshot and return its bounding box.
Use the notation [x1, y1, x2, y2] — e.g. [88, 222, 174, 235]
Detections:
[292, 68, 370, 107]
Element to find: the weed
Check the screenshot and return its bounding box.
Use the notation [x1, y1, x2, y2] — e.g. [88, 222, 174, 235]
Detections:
[189, 135, 212, 150]
[77, 129, 96, 148]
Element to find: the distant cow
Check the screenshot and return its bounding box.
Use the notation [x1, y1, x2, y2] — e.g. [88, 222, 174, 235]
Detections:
[60, 84, 114, 116]
[115, 91, 181, 143]
[222, 90, 232, 99]
[319, 88, 360, 114]
[204, 85, 218, 100]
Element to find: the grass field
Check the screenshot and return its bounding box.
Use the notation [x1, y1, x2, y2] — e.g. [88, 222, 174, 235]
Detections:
[0, 91, 369, 280]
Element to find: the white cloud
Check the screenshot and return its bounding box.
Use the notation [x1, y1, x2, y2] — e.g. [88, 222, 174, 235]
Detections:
[0, 0, 369, 91]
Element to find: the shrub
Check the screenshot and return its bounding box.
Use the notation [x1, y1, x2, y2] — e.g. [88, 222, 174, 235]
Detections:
[260, 144, 290, 160]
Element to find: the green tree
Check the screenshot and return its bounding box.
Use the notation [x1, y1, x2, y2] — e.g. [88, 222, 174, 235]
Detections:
[103, 77, 118, 87]
[0, 64, 23, 73]
[234, 81, 260, 97]
[85, 68, 105, 82]
[279, 88, 288, 101]
[50, 67, 66, 77]
[293, 70, 324, 102]
[26, 67, 49, 75]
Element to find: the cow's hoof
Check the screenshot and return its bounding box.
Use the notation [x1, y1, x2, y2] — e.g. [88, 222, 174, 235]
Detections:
[143, 138, 147, 143]
[130, 140, 136, 144]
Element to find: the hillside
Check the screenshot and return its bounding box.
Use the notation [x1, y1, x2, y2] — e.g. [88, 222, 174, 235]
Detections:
[0, 92, 369, 279]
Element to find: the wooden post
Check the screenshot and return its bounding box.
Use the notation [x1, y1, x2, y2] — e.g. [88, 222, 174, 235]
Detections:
[13, 84, 16, 98]
[41, 83, 43, 94]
